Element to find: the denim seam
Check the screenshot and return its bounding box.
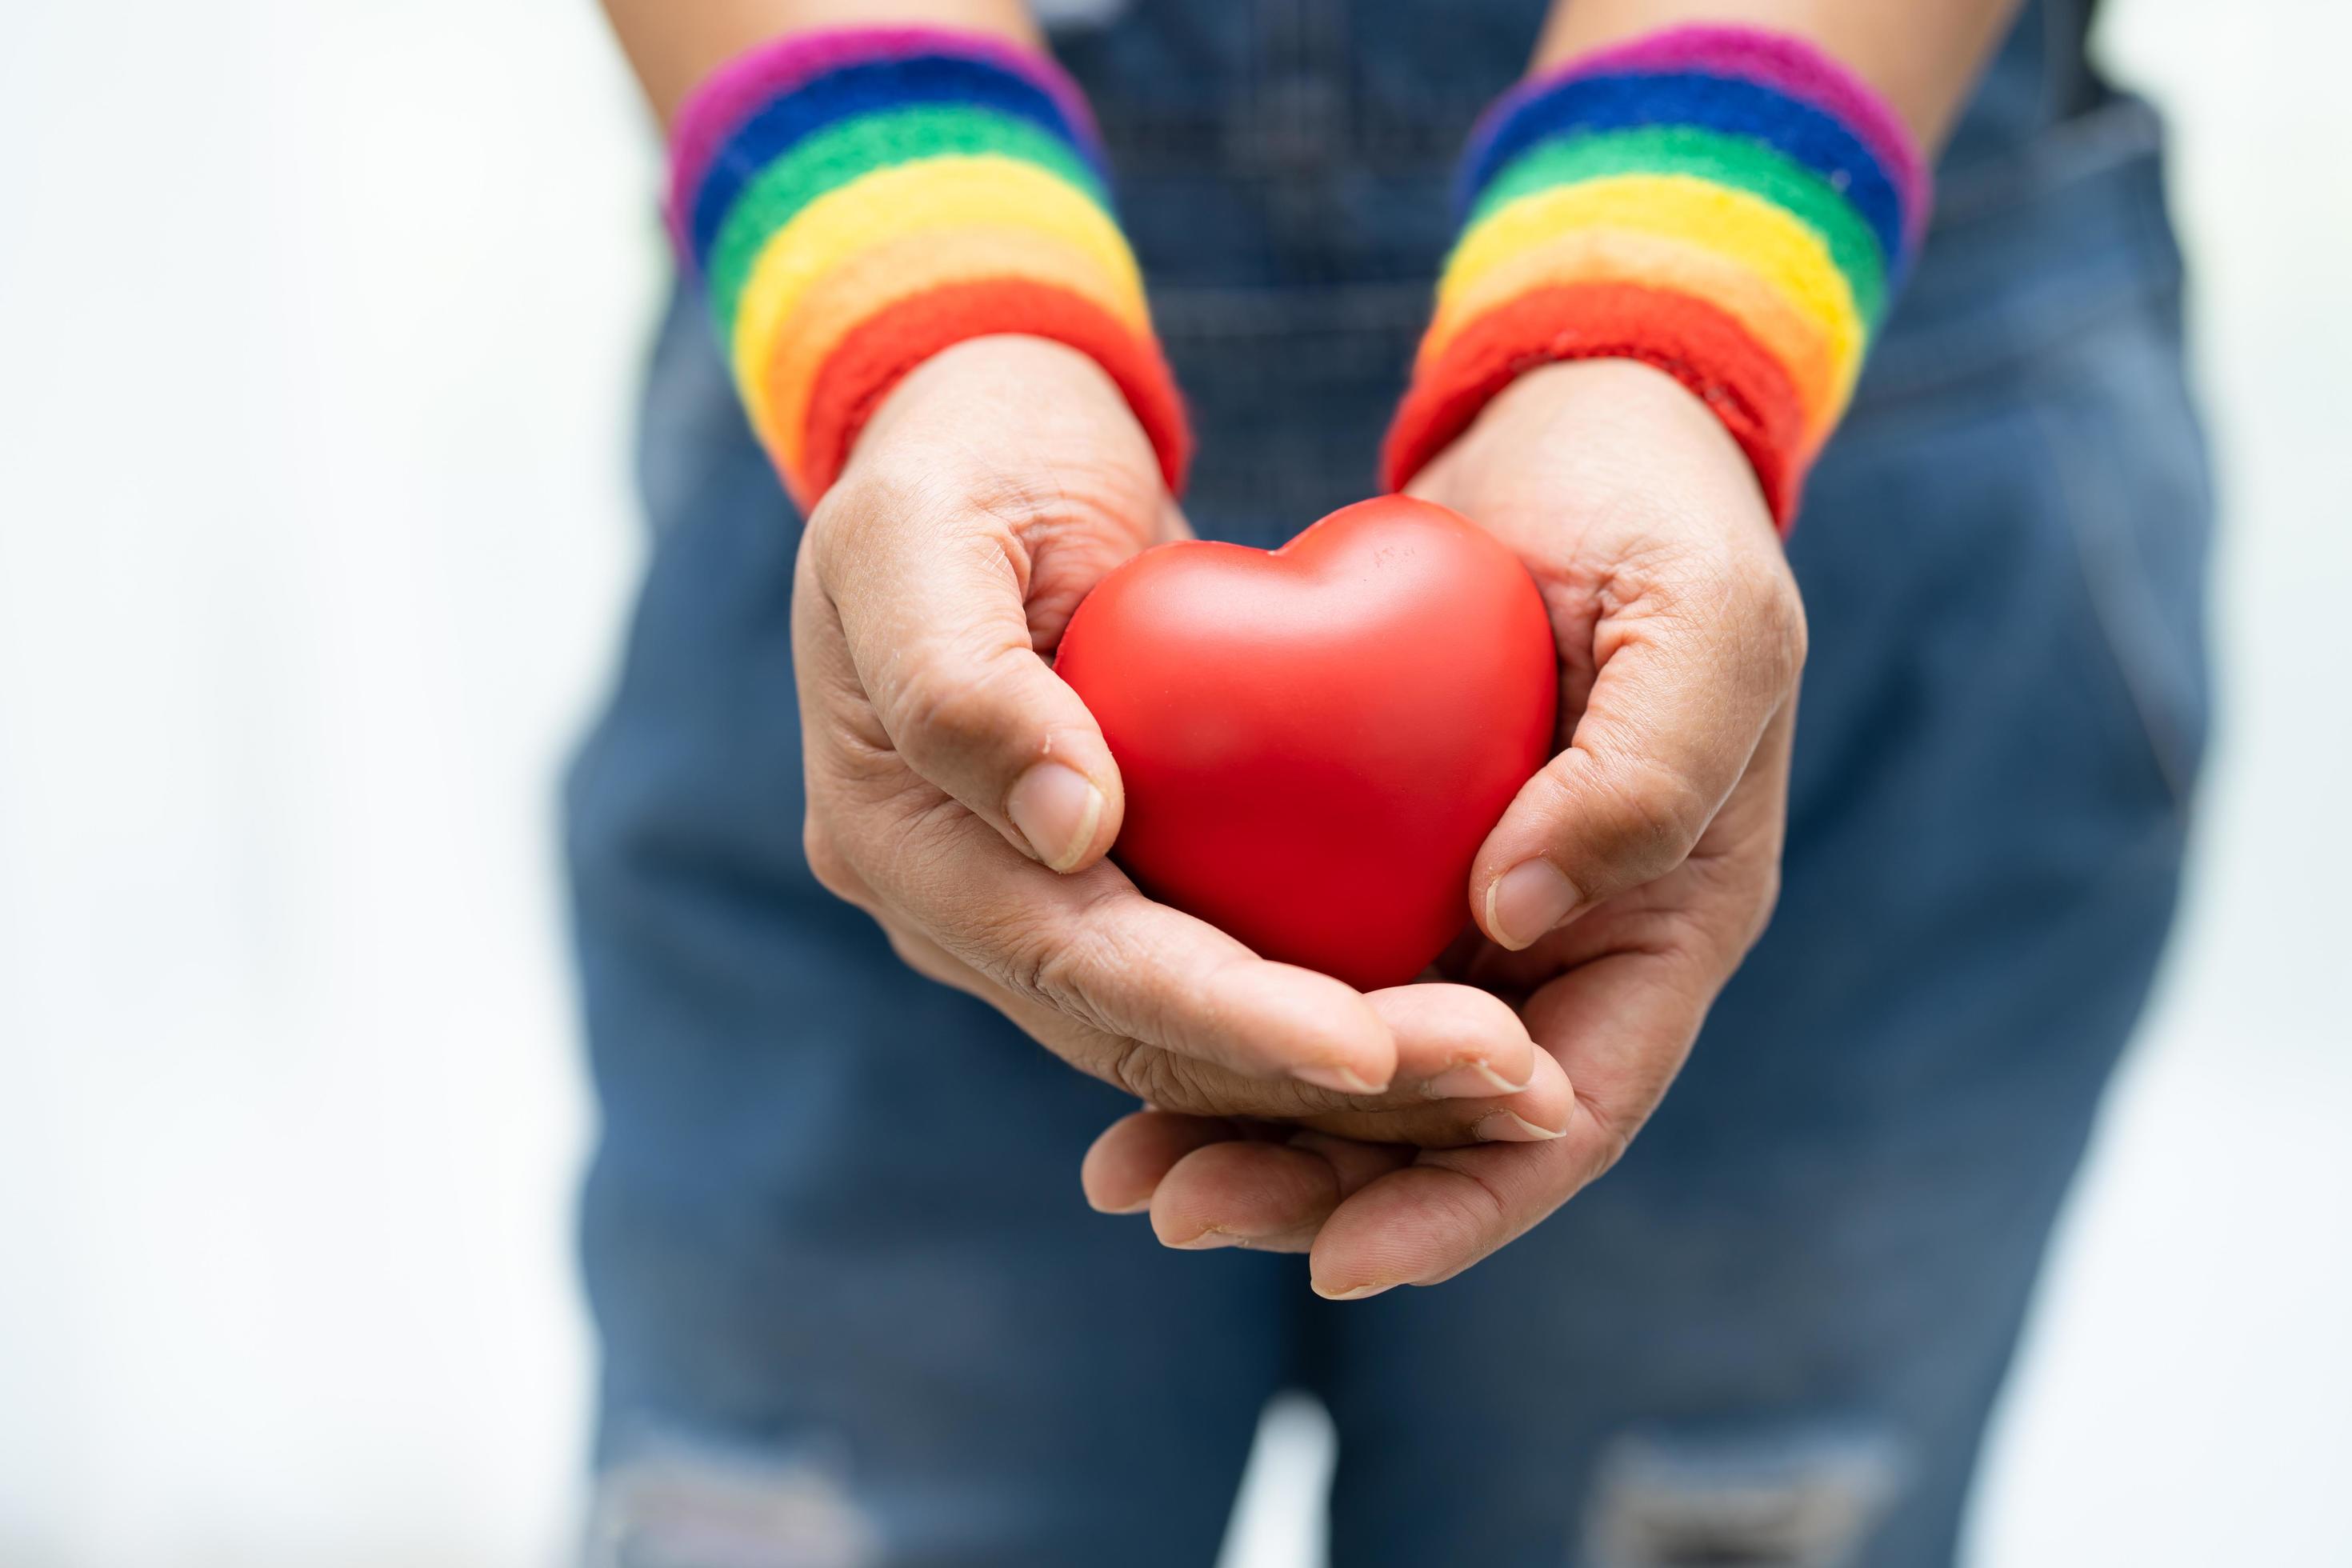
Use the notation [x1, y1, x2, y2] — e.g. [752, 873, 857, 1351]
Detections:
[2022, 378, 2206, 818]
[1930, 94, 2165, 226]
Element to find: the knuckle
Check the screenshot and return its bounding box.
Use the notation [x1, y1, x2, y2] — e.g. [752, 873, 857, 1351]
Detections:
[800, 814, 862, 905]
[1773, 582, 1810, 680]
[888, 640, 1035, 781]
[1580, 1089, 1654, 1178]
[1575, 752, 1713, 886]
[1021, 920, 1126, 1036]
[973, 901, 1117, 1034]
[1746, 574, 1809, 694]
[1104, 1041, 1219, 1114]
[994, 906, 1224, 1080]
[1632, 542, 1807, 698]
[996, 922, 1062, 1005]
[812, 457, 939, 542]
[1610, 535, 1737, 630]
[1420, 1162, 1513, 1247]
[1102, 1038, 1159, 1101]
[800, 476, 877, 583]
[954, 891, 1053, 990]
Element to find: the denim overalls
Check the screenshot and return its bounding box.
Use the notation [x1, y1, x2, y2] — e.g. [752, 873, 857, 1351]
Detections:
[568, 3, 2210, 1562]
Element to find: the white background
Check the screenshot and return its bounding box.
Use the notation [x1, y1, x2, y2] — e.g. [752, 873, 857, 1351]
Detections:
[0, 2, 2344, 1563]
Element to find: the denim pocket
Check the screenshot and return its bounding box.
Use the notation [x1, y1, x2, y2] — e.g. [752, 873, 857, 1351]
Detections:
[1821, 101, 2214, 822]
[1790, 298, 2214, 854]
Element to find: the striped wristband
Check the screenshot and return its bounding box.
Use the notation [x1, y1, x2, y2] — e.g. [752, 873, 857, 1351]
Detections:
[1384, 26, 1930, 527]
[667, 27, 1190, 510]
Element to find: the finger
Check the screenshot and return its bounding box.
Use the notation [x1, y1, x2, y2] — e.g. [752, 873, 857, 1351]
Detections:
[1123, 976, 1546, 1115]
[886, 911, 1546, 1120]
[824, 519, 1122, 873]
[1081, 1110, 1243, 1215]
[1102, 1052, 1570, 1270]
[1150, 1142, 1342, 1254]
[1294, 1036, 1573, 1149]
[1366, 983, 1536, 1098]
[1470, 550, 1803, 950]
[1091, 1042, 1573, 1264]
[1287, 1130, 1419, 1199]
[1082, 1112, 1337, 1222]
[822, 766, 1402, 1090]
[1137, 1129, 1418, 1254]
[1308, 946, 1717, 1299]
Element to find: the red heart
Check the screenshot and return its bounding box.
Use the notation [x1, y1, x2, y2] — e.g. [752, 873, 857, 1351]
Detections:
[1057, 496, 1558, 991]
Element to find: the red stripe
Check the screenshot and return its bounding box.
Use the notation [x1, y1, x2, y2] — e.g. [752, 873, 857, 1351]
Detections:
[1383, 282, 1809, 527]
[798, 277, 1192, 504]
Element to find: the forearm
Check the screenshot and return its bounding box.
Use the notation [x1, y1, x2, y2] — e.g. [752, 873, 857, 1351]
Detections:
[602, 0, 1036, 127]
[1533, 0, 2018, 149]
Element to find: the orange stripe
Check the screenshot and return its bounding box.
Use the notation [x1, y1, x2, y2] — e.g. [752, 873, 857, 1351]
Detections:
[794, 277, 1190, 506]
[1420, 226, 1843, 443]
[1385, 282, 1807, 525]
[754, 223, 1150, 477]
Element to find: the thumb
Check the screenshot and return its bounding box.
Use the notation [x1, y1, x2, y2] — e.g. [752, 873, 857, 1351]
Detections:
[808, 462, 1141, 875]
[1470, 546, 1803, 948]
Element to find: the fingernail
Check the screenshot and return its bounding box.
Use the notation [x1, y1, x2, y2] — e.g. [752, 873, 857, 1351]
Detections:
[1486, 859, 1581, 950]
[1008, 762, 1104, 873]
[1170, 1226, 1246, 1251]
[1312, 1280, 1394, 1302]
[1294, 1062, 1386, 1096]
[1472, 1110, 1569, 1142]
[1425, 1058, 1534, 1099]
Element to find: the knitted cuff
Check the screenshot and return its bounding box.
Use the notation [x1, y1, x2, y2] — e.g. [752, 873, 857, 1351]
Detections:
[667, 26, 1190, 510]
[1383, 26, 1930, 529]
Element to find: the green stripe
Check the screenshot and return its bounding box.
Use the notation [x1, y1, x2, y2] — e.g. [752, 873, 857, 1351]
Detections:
[1470, 125, 1889, 326]
[707, 104, 1110, 338]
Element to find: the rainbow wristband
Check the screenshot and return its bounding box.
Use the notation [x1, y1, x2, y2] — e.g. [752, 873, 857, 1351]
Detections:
[667, 27, 1190, 509]
[1384, 26, 1930, 528]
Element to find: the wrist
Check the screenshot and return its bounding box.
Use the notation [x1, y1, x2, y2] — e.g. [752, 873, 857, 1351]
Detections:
[1414, 358, 1781, 557]
[830, 335, 1171, 566]
[1385, 23, 1930, 531]
[1454, 358, 1753, 484]
[853, 334, 1163, 484]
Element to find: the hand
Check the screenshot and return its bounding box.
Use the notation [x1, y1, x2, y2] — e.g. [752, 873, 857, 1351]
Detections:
[1080, 360, 1806, 1293]
[793, 334, 1574, 1142]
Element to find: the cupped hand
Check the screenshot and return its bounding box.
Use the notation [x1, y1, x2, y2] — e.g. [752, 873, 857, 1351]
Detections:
[1080, 358, 1807, 1294]
[793, 334, 1572, 1142]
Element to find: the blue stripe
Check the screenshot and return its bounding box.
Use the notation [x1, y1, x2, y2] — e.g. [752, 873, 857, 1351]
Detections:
[689, 55, 1104, 269]
[1460, 72, 1908, 270]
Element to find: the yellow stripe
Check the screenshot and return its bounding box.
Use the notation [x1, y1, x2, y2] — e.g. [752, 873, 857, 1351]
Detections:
[1422, 226, 1848, 442]
[758, 223, 1151, 476]
[729, 154, 1145, 440]
[1441, 174, 1866, 416]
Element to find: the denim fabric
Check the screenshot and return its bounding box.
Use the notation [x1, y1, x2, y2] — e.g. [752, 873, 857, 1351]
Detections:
[566, 5, 2210, 1562]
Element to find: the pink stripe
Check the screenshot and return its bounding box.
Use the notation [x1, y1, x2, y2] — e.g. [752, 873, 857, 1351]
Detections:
[1561, 26, 1931, 249]
[663, 26, 1102, 260]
